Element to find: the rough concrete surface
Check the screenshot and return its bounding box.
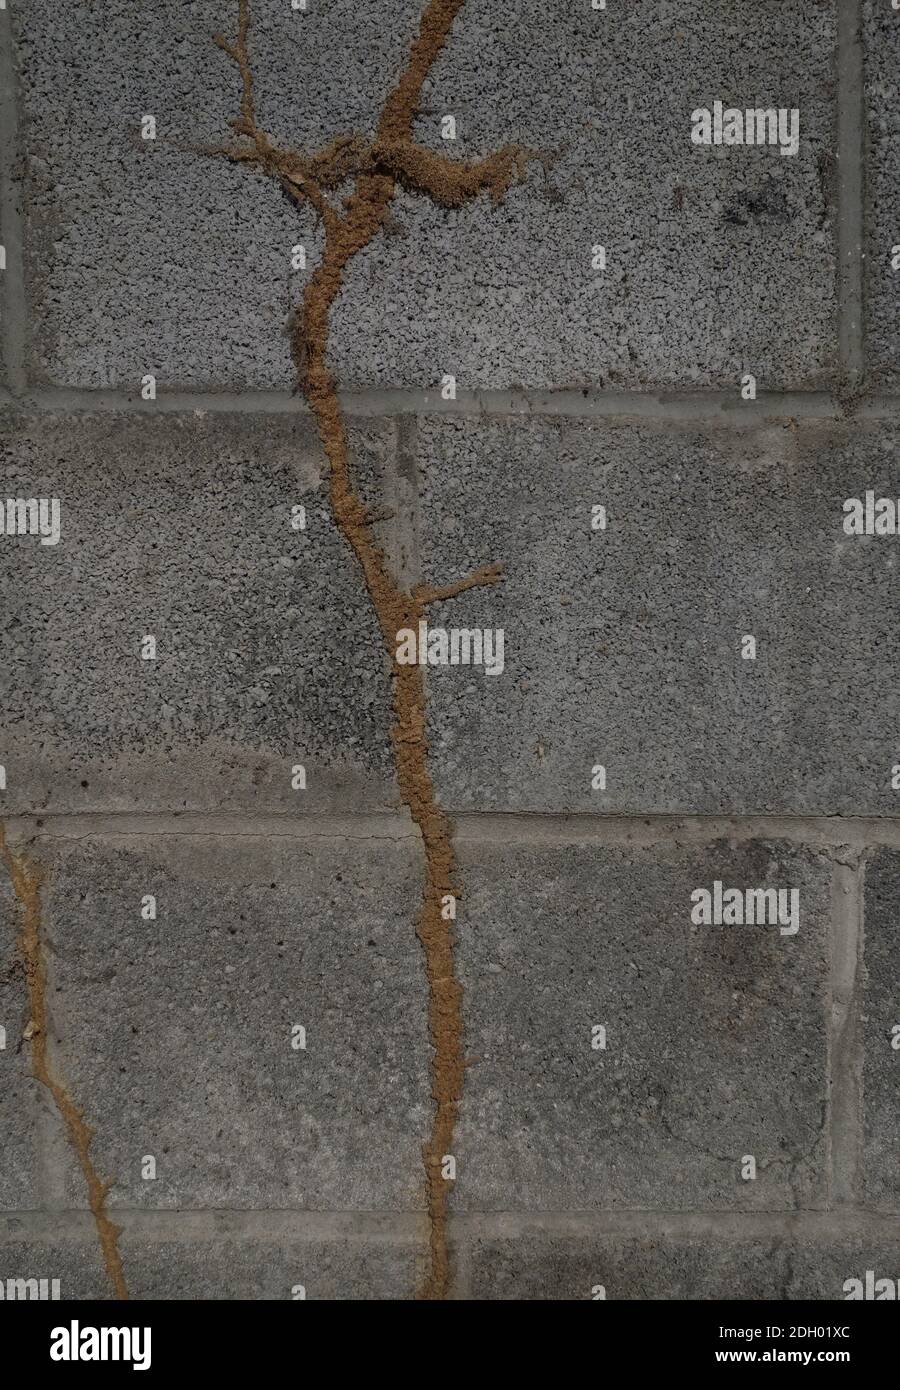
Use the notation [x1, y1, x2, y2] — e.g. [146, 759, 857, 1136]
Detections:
[418, 416, 900, 815]
[468, 1230, 900, 1300]
[14, 0, 836, 391]
[450, 839, 829, 1212]
[0, 1223, 422, 1300]
[41, 835, 429, 1212]
[0, 411, 398, 813]
[862, 847, 900, 1210]
[0, 0, 897, 1309]
[0, 875, 43, 1209]
[864, 0, 900, 387]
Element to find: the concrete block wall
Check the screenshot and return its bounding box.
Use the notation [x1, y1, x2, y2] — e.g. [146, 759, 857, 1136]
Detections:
[0, 0, 899, 1300]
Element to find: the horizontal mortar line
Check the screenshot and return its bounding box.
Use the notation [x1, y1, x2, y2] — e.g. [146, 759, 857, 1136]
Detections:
[4, 1209, 900, 1243]
[0, 384, 866, 422]
[452, 813, 900, 850]
[5, 811, 900, 849]
[451, 1210, 900, 1241]
[0, 1210, 424, 1242]
[2, 811, 419, 842]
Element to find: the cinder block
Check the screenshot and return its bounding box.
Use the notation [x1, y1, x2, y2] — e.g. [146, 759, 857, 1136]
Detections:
[468, 1233, 790, 1300]
[120, 1235, 420, 1300]
[0, 878, 44, 1209]
[450, 838, 829, 1211]
[0, 410, 398, 813]
[0, 1226, 420, 1300]
[864, 1, 900, 388]
[862, 848, 900, 1209]
[788, 1238, 900, 1300]
[14, 0, 422, 391]
[416, 416, 900, 814]
[7, 1224, 900, 1301]
[15, 0, 836, 390]
[468, 1230, 900, 1300]
[0, 1230, 109, 1301]
[36, 834, 430, 1211]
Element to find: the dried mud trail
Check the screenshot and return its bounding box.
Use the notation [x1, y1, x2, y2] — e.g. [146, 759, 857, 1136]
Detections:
[0, 826, 128, 1298]
[213, 0, 527, 1297]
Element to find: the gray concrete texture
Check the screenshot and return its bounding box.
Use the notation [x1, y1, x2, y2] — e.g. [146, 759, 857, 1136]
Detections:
[19, 833, 830, 1217]
[40, 834, 429, 1212]
[0, 1222, 422, 1299]
[13, 0, 837, 391]
[422, 415, 900, 815]
[862, 847, 900, 1210]
[0, 874, 44, 1209]
[0, 410, 398, 813]
[7, 1222, 900, 1301]
[468, 1230, 900, 1300]
[864, 0, 900, 387]
[450, 838, 830, 1213]
[4, 411, 900, 817]
[1, 0, 899, 1305]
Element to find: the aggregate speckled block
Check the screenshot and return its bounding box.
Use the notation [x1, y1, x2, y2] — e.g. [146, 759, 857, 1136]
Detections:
[862, 847, 900, 1210]
[38, 834, 430, 1212]
[416, 415, 900, 815]
[14, 0, 838, 391]
[0, 410, 398, 813]
[468, 1230, 900, 1300]
[450, 837, 829, 1212]
[864, 0, 900, 387]
[0, 875, 45, 1209]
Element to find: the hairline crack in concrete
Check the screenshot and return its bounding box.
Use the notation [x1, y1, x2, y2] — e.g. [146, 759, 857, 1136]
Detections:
[211, 0, 532, 1299]
[0, 826, 128, 1299]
